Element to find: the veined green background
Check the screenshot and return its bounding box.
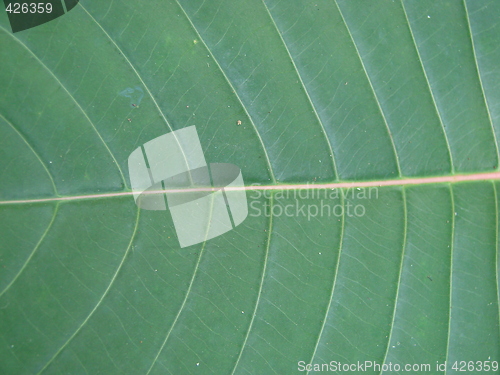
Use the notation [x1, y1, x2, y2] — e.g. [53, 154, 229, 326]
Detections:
[0, 0, 499, 374]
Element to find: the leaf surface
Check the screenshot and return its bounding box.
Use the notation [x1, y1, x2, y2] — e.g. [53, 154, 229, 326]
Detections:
[0, 1, 499, 374]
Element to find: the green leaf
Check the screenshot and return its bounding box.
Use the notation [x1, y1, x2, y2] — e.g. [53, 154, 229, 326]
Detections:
[1, 0, 499, 374]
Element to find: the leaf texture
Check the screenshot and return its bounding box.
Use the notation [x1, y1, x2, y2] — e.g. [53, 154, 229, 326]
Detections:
[0, 0, 499, 374]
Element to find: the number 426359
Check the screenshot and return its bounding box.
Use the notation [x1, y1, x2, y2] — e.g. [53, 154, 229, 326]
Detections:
[452, 361, 498, 372]
[5, 3, 53, 14]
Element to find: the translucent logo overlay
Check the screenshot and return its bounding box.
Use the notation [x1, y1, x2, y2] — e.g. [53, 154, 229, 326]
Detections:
[128, 126, 248, 248]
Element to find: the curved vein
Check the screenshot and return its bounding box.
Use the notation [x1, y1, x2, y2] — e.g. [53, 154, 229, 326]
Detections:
[260, 0, 338, 179]
[306, 193, 345, 374]
[0, 114, 59, 299]
[37, 207, 141, 374]
[378, 186, 408, 374]
[400, 0, 455, 173]
[77, 4, 174, 135]
[0, 113, 58, 194]
[463, 0, 500, 164]
[145, 245, 206, 374]
[444, 183, 455, 373]
[492, 182, 500, 338]
[332, 0, 402, 177]
[0, 203, 59, 298]
[172, 0, 277, 184]
[78, 3, 234, 187]
[0, 25, 127, 187]
[146, 192, 216, 374]
[230, 194, 274, 375]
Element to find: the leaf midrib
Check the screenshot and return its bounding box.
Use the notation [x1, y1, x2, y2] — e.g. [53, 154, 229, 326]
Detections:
[1, 171, 500, 206]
